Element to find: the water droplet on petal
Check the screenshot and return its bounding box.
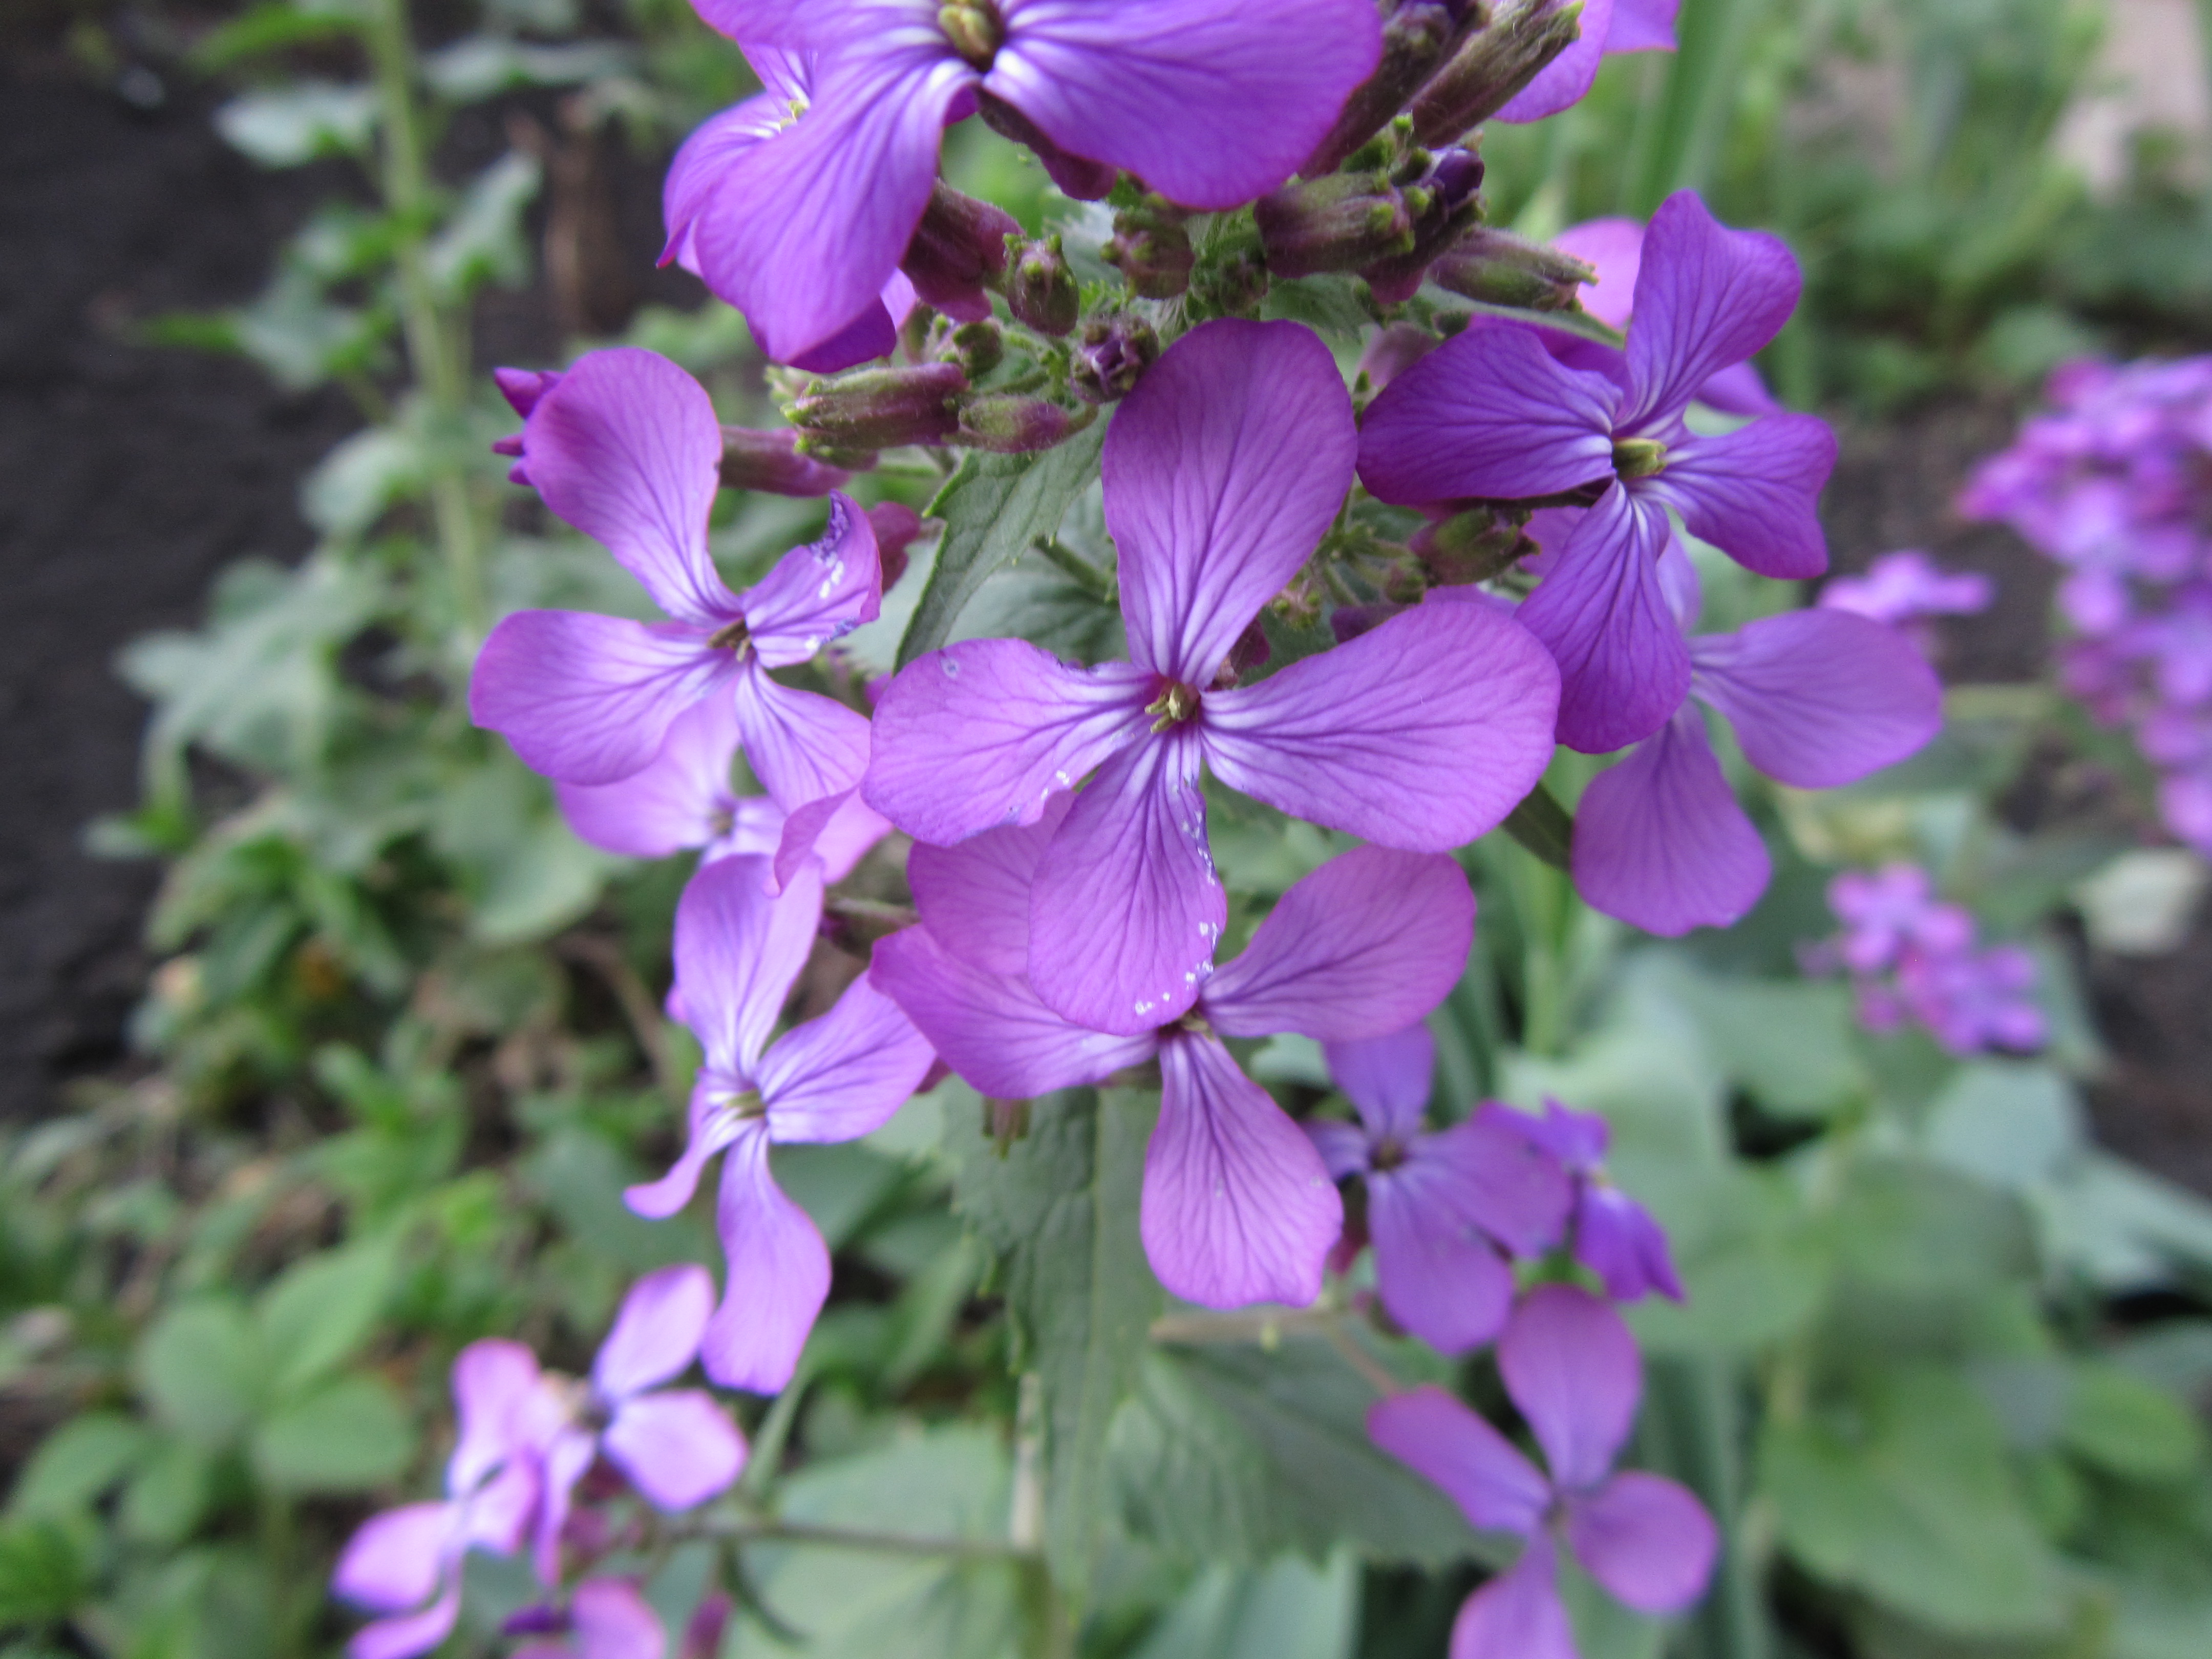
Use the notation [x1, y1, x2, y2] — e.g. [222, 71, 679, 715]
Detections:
[942, 658, 962, 677]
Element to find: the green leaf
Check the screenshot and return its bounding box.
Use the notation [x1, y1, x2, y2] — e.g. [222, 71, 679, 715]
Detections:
[0, 1519, 90, 1624]
[423, 152, 543, 304]
[120, 1437, 217, 1547]
[135, 1302, 264, 1447]
[250, 1373, 416, 1493]
[2062, 1364, 2204, 1484]
[8, 1413, 149, 1519]
[419, 38, 636, 101]
[214, 82, 378, 167]
[1675, 976, 1867, 1121]
[189, 2, 366, 71]
[1923, 1061, 2084, 1190]
[897, 423, 1107, 667]
[524, 1126, 707, 1274]
[1131, 1551, 1358, 1659]
[948, 1087, 1163, 1594]
[254, 1234, 400, 1398]
[302, 426, 423, 538]
[1831, 1158, 2036, 1302]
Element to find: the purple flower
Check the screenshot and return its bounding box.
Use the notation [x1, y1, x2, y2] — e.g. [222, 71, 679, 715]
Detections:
[865, 320, 1560, 1036]
[511, 1580, 666, 1659]
[874, 835, 1477, 1308]
[667, 0, 1382, 365]
[1896, 941, 2047, 1056]
[469, 349, 882, 870]
[1493, 0, 1679, 124]
[1368, 1286, 1718, 1659]
[1477, 1101, 1682, 1302]
[1825, 864, 1973, 974]
[1359, 192, 1836, 754]
[1307, 1023, 1569, 1352]
[533, 1266, 748, 1583]
[625, 855, 936, 1391]
[1819, 550, 1993, 635]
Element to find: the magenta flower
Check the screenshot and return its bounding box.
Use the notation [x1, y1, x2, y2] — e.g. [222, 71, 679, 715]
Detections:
[469, 349, 881, 857]
[625, 855, 935, 1392]
[1369, 1286, 1718, 1659]
[865, 320, 1560, 1036]
[1359, 192, 1836, 754]
[1479, 1101, 1682, 1302]
[511, 1580, 666, 1659]
[1307, 1023, 1569, 1352]
[875, 834, 1477, 1308]
[668, 0, 1382, 364]
[533, 1266, 748, 1583]
[1493, 0, 1679, 124]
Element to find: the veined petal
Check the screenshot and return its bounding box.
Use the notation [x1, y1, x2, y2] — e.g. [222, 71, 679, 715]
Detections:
[1365, 1385, 1550, 1536]
[1551, 217, 1644, 330]
[871, 925, 1157, 1099]
[906, 795, 1074, 975]
[624, 1074, 752, 1221]
[729, 658, 872, 816]
[566, 1579, 671, 1659]
[700, 1125, 831, 1393]
[1307, 1120, 1373, 1180]
[1142, 1032, 1342, 1308]
[1367, 1160, 1515, 1354]
[348, 1583, 463, 1659]
[665, 96, 788, 274]
[990, 0, 1382, 208]
[671, 855, 825, 1076]
[1323, 1023, 1435, 1144]
[334, 1503, 453, 1612]
[556, 695, 736, 859]
[1493, 0, 1613, 124]
[740, 494, 883, 667]
[1449, 1541, 1576, 1659]
[759, 973, 935, 1143]
[520, 349, 737, 627]
[1695, 359, 1780, 416]
[689, 1, 916, 47]
[1570, 708, 1770, 937]
[1517, 484, 1690, 754]
[1357, 325, 1619, 506]
[1204, 846, 1474, 1043]
[863, 641, 1153, 844]
[1202, 601, 1561, 847]
[1103, 320, 1356, 683]
[1499, 1284, 1642, 1491]
[1692, 609, 1941, 788]
[1640, 414, 1835, 580]
[604, 1391, 749, 1512]
[803, 789, 894, 883]
[470, 612, 729, 786]
[1609, 0, 1682, 51]
[1622, 192, 1801, 430]
[1028, 735, 1224, 1036]
[593, 1264, 714, 1401]
[1567, 1472, 1718, 1614]
[1576, 1185, 1685, 1301]
[1420, 1118, 1573, 1259]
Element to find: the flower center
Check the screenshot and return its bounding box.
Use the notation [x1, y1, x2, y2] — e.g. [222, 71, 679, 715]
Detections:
[1612, 437, 1668, 480]
[1371, 1137, 1408, 1173]
[1145, 680, 1202, 731]
[707, 616, 751, 653]
[711, 1087, 766, 1130]
[938, 0, 1005, 69]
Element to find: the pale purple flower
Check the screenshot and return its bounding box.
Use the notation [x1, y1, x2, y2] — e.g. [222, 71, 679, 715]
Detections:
[1897, 941, 2047, 1056]
[667, 0, 1382, 365]
[1477, 1101, 1682, 1302]
[469, 349, 882, 873]
[533, 1267, 748, 1584]
[865, 320, 1560, 1037]
[1307, 1024, 1569, 1352]
[1359, 192, 1836, 754]
[1494, 0, 1681, 124]
[625, 855, 936, 1392]
[511, 1580, 666, 1659]
[1825, 864, 1973, 974]
[874, 835, 1477, 1308]
[1368, 1286, 1718, 1659]
[1819, 550, 1994, 637]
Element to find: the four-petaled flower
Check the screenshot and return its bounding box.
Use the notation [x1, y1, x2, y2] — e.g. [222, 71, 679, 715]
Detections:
[1476, 1100, 1683, 1302]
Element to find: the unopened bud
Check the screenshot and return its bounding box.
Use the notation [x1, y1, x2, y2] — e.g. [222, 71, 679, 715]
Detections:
[1006, 235, 1079, 335]
[492, 365, 562, 419]
[1411, 504, 1534, 584]
[1256, 172, 1415, 280]
[903, 180, 1020, 318]
[1105, 195, 1194, 299]
[1071, 315, 1159, 405]
[1304, 1, 1485, 176]
[978, 92, 1117, 200]
[719, 426, 857, 496]
[790, 362, 967, 452]
[1189, 248, 1268, 320]
[955, 394, 1083, 454]
[926, 316, 1004, 378]
[1429, 226, 1594, 310]
[867, 502, 928, 591]
[1409, 0, 1583, 145]
[1359, 145, 1486, 303]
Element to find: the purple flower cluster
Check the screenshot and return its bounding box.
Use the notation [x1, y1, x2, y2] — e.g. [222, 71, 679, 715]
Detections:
[1818, 548, 1994, 659]
[1962, 355, 2212, 851]
[1804, 863, 2047, 1055]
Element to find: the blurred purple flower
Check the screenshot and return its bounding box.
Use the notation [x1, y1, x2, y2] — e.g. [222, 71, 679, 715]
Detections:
[1477, 1100, 1682, 1302]
[511, 1580, 667, 1659]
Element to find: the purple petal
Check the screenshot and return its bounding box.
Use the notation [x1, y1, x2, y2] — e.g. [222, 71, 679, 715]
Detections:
[1103, 320, 1357, 683]
[672, 856, 824, 1076]
[449, 1338, 544, 1493]
[1499, 1284, 1642, 1490]
[688, 1, 864, 46]
[604, 1391, 748, 1513]
[1622, 192, 1801, 430]
[785, 299, 902, 374]
[520, 349, 738, 628]
[1357, 325, 1620, 506]
[1202, 600, 1562, 845]
[1696, 359, 1780, 416]
[1141, 1031, 1342, 1308]
[759, 973, 935, 1142]
[739, 494, 883, 667]
[1568, 1472, 1718, 1614]
[768, 786, 891, 890]
[989, 0, 1382, 209]
[1609, 0, 1681, 52]
[625, 1074, 748, 1222]
[334, 1503, 452, 1612]
[348, 1583, 463, 1659]
[470, 612, 728, 786]
[1449, 1541, 1576, 1659]
[1570, 708, 1771, 937]
[1551, 217, 1644, 330]
[556, 695, 736, 859]
[568, 1579, 671, 1659]
[533, 1426, 598, 1586]
[870, 925, 1157, 1098]
[1518, 484, 1691, 754]
[1306, 1120, 1372, 1180]
[1420, 1118, 1573, 1259]
[1027, 734, 1224, 1036]
[1366, 1159, 1516, 1354]
[905, 795, 1074, 974]
[863, 641, 1153, 845]
[593, 1265, 714, 1402]
[1365, 1385, 1550, 1535]
[1323, 1023, 1435, 1144]
[1492, 0, 1613, 124]
[729, 658, 872, 816]
[1576, 1185, 1685, 1301]
[699, 1124, 831, 1393]
[1640, 414, 1835, 580]
[461, 1459, 542, 1556]
[1691, 609, 1942, 788]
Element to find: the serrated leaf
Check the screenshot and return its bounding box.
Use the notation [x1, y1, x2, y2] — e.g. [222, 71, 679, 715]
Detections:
[8, 1414, 150, 1519]
[897, 423, 1107, 667]
[254, 1235, 399, 1398]
[134, 1302, 263, 1447]
[215, 82, 377, 167]
[250, 1373, 415, 1493]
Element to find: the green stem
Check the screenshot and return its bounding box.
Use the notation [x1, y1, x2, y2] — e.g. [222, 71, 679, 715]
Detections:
[690, 1515, 1035, 1561]
[1030, 536, 1116, 603]
[1628, 0, 1771, 215]
[1507, 842, 1574, 1058]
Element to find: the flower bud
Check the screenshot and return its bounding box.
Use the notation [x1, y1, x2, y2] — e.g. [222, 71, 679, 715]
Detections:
[1409, 0, 1584, 145]
[955, 393, 1085, 454]
[492, 366, 562, 419]
[978, 92, 1117, 200]
[1006, 235, 1079, 335]
[1429, 226, 1594, 310]
[902, 180, 1020, 318]
[1071, 315, 1159, 405]
[1304, 1, 1484, 177]
[719, 426, 858, 496]
[1359, 144, 1485, 303]
[1189, 248, 1268, 320]
[1105, 196, 1195, 299]
[1411, 504, 1534, 585]
[1255, 172, 1415, 281]
[790, 362, 967, 451]
[1358, 323, 1440, 392]
[867, 501, 928, 591]
[925, 315, 1005, 378]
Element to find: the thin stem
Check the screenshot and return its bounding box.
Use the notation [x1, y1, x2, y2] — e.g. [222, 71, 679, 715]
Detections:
[1152, 1305, 1405, 1397]
[556, 934, 676, 1099]
[1030, 536, 1115, 603]
[688, 1515, 1035, 1561]
[1322, 1322, 1404, 1398]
